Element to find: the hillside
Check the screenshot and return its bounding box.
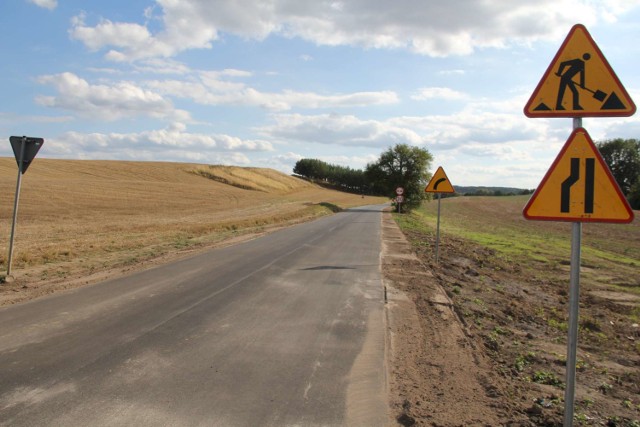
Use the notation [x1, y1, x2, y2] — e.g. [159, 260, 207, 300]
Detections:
[0, 158, 385, 305]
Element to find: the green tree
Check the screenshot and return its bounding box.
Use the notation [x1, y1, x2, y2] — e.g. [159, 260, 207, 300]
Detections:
[596, 138, 640, 209]
[628, 181, 640, 210]
[293, 158, 370, 194]
[365, 143, 433, 210]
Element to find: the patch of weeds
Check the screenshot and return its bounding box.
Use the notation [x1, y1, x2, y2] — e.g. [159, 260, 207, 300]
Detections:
[452, 286, 461, 295]
[575, 413, 588, 423]
[484, 332, 500, 351]
[548, 318, 569, 332]
[514, 352, 537, 373]
[580, 398, 594, 409]
[581, 317, 602, 332]
[173, 237, 191, 249]
[472, 298, 486, 308]
[122, 256, 140, 266]
[598, 382, 613, 395]
[531, 371, 563, 388]
[554, 355, 589, 372]
[492, 326, 509, 336]
[576, 358, 590, 372]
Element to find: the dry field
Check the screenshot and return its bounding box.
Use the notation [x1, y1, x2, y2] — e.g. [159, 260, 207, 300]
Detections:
[0, 158, 385, 305]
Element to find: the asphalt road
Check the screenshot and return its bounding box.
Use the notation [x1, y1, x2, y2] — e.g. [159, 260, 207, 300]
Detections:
[0, 204, 388, 426]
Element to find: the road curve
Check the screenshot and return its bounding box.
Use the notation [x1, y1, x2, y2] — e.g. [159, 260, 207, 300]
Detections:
[0, 204, 388, 426]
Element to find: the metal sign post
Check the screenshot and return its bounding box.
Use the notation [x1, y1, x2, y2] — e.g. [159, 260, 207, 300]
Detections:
[435, 193, 442, 263]
[6, 136, 44, 277]
[7, 138, 27, 276]
[564, 220, 581, 426]
[563, 117, 582, 427]
[395, 195, 404, 213]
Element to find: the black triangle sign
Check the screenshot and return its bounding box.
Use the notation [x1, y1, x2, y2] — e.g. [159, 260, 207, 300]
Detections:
[10, 136, 44, 174]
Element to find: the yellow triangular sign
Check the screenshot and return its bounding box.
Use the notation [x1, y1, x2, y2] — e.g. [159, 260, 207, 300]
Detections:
[523, 128, 634, 223]
[524, 24, 635, 118]
[425, 166, 455, 193]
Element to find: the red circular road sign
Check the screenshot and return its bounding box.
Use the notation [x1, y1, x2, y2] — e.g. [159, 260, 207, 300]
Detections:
[395, 187, 404, 195]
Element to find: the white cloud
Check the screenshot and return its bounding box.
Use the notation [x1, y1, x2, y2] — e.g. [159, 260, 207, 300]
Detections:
[43, 123, 272, 163]
[411, 87, 468, 101]
[438, 69, 465, 76]
[144, 71, 398, 111]
[257, 94, 547, 151]
[256, 151, 304, 173]
[259, 113, 423, 147]
[35, 72, 190, 122]
[27, 0, 57, 10]
[68, 0, 639, 62]
[133, 58, 191, 75]
[316, 153, 379, 170]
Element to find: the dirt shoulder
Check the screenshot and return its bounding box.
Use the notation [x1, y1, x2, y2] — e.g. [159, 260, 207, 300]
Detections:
[383, 210, 521, 426]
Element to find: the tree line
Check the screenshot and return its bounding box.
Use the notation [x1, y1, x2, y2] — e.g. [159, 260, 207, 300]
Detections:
[293, 158, 369, 194]
[294, 144, 433, 210]
[293, 138, 640, 211]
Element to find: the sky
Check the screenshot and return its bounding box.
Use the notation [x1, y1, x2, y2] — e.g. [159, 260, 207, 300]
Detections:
[1, 0, 640, 189]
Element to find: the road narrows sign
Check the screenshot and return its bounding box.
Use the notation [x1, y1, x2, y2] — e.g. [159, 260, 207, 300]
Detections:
[524, 24, 635, 118]
[425, 166, 455, 193]
[523, 127, 633, 223]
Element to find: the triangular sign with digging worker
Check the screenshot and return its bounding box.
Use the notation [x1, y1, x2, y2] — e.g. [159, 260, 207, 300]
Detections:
[425, 166, 455, 193]
[524, 24, 635, 118]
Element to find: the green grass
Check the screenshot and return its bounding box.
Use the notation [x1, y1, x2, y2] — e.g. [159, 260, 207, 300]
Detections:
[395, 195, 639, 292]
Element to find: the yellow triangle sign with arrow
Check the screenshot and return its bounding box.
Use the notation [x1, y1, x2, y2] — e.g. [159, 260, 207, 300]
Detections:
[425, 166, 455, 193]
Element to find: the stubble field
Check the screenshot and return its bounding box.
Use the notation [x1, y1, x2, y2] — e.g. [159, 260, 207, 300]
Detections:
[0, 158, 385, 306]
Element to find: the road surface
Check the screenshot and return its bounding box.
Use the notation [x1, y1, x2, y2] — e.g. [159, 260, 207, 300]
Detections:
[0, 204, 388, 426]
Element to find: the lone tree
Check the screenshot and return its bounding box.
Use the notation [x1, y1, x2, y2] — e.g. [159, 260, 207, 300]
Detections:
[365, 143, 433, 210]
[597, 138, 640, 209]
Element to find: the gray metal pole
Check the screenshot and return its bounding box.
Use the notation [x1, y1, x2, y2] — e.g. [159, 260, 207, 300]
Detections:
[564, 116, 583, 427]
[7, 137, 26, 277]
[564, 222, 581, 427]
[435, 193, 441, 263]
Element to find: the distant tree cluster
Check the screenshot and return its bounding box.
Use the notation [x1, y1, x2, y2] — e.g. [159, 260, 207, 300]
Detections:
[596, 138, 640, 209]
[293, 144, 434, 210]
[365, 144, 433, 210]
[293, 158, 369, 193]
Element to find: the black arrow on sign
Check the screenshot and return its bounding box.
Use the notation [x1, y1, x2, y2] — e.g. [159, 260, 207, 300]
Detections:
[434, 178, 447, 190]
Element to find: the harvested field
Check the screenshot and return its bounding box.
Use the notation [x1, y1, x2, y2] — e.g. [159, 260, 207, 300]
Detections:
[0, 158, 385, 305]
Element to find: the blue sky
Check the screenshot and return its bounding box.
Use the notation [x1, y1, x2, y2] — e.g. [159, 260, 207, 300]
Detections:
[1, 0, 640, 188]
